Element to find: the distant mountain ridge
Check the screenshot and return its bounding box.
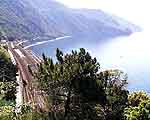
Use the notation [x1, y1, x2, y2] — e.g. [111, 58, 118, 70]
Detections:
[0, 0, 140, 40]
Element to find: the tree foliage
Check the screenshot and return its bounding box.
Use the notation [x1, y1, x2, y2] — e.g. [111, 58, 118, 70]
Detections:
[0, 46, 17, 101]
[2, 47, 150, 120]
[124, 91, 150, 120]
[128, 91, 149, 107]
[98, 70, 129, 120]
[32, 48, 129, 120]
[0, 46, 18, 119]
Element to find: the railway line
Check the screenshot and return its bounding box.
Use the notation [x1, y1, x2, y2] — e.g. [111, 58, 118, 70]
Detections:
[8, 42, 48, 111]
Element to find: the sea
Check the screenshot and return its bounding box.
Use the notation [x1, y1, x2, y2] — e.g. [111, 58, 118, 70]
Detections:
[30, 31, 150, 92]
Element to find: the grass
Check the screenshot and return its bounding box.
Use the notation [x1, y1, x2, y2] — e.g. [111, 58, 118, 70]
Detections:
[0, 45, 10, 61]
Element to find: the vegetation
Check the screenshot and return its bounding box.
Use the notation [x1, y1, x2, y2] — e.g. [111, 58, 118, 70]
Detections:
[0, 46, 10, 60]
[0, 45, 18, 119]
[0, 47, 150, 120]
[124, 91, 150, 120]
[30, 48, 129, 120]
[0, 46, 17, 101]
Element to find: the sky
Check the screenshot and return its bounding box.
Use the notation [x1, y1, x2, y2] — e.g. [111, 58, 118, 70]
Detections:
[55, 0, 150, 91]
[56, 0, 149, 29]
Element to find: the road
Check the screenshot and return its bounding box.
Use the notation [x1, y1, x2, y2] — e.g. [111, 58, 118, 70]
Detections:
[24, 36, 71, 49]
[8, 42, 48, 111]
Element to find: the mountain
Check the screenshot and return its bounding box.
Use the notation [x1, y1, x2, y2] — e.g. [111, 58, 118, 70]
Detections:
[0, 0, 58, 39]
[0, 0, 140, 40]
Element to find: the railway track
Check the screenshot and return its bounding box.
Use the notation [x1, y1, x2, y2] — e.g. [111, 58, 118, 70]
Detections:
[8, 42, 48, 111]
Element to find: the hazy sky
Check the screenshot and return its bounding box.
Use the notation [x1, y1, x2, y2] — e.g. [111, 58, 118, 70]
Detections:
[55, 0, 150, 90]
[56, 0, 149, 29]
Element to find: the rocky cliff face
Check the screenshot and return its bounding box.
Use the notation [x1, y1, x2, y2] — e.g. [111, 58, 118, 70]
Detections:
[0, 0, 139, 40]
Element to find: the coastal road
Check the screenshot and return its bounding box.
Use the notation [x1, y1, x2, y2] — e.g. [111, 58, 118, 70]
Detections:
[8, 42, 47, 111]
[24, 36, 71, 49]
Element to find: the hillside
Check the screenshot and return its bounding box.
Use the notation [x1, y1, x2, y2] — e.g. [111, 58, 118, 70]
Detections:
[0, 0, 139, 41]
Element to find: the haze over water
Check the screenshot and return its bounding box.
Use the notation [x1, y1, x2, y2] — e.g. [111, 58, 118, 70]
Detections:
[32, 0, 150, 91]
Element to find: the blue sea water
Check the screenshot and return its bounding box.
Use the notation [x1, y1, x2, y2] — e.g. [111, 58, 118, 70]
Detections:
[30, 33, 150, 92]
